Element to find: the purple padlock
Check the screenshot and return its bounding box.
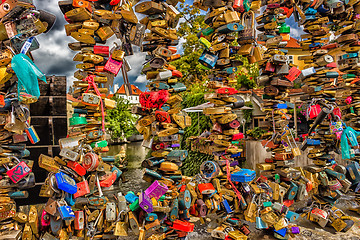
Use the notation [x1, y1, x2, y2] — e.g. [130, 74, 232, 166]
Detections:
[139, 191, 153, 213]
[291, 226, 300, 234]
[145, 180, 168, 200]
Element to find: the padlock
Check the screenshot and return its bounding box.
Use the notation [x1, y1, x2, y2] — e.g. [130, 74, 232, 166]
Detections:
[105, 202, 116, 222]
[145, 180, 168, 200]
[38, 154, 60, 172]
[310, 208, 328, 228]
[256, 209, 268, 229]
[81, 93, 101, 106]
[82, 152, 99, 171]
[74, 210, 84, 230]
[55, 172, 77, 194]
[73, 178, 90, 198]
[28, 205, 39, 235]
[59, 148, 79, 161]
[57, 199, 75, 220]
[114, 221, 128, 236]
[4, 156, 31, 183]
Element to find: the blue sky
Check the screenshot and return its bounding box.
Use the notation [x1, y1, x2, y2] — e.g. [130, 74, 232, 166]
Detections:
[32, 0, 305, 92]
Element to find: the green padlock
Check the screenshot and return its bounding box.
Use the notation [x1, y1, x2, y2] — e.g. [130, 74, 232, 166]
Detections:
[69, 113, 87, 126]
[90, 140, 108, 148]
[263, 201, 272, 207]
[279, 23, 290, 34]
[201, 27, 214, 36]
[130, 199, 140, 211]
[244, 0, 250, 12]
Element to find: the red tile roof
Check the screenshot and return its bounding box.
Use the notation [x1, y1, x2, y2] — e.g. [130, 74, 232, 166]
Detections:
[258, 37, 301, 49]
[284, 37, 301, 49]
[116, 84, 143, 96]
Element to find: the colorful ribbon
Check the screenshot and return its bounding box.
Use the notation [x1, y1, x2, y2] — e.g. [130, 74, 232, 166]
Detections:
[221, 155, 245, 205]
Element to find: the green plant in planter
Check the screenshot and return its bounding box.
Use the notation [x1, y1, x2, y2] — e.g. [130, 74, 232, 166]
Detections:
[246, 127, 266, 140]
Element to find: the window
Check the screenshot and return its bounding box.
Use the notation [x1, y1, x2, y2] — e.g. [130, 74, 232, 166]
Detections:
[288, 55, 294, 64]
[253, 116, 267, 128]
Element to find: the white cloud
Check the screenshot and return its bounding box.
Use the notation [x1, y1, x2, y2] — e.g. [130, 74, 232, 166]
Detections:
[135, 75, 148, 83]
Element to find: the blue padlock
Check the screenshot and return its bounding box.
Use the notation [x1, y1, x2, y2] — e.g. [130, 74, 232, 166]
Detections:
[146, 213, 158, 222]
[64, 192, 75, 206]
[169, 198, 179, 222]
[256, 213, 268, 229]
[57, 199, 75, 220]
[274, 227, 287, 237]
[125, 191, 138, 204]
[178, 190, 191, 210]
[285, 210, 299, 222]
[305, 7, 317, 15]
[306, 15, 317, 20]
[317, 5, 330, 13]
[55, 172, 77, 194]
[307, 139, 321, 145]
[199, 50, 218, 69]
[111, 166, 122, 180]
[222, 199, 233, 213]
[275, 103, 288, 109]
[161, 104, 171, 112]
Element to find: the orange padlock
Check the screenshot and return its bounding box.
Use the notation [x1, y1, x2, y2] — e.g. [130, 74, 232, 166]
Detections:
[198, 183, 216, 194]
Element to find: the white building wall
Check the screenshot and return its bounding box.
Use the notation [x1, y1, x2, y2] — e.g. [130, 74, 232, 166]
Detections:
[117, 94, 140, 104]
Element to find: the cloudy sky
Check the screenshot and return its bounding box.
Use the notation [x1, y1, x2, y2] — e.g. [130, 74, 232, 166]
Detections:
[32, 0, 148, 92]
[32, 0, 305, 92]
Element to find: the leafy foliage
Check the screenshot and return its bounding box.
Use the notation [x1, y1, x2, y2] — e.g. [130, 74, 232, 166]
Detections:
[246, 127, 266, 140]
[106, 97, 138, 140]
[171, 4, 210, 84]
[180, 88, 214, 176]
[235, 57, 259, 89]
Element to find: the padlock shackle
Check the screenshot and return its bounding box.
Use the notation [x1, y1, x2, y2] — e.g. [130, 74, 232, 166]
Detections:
[307, 106, 333, 134]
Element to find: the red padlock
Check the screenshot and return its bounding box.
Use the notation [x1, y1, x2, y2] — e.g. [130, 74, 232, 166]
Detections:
[155, 110, 171, 123]
[5, 157, 31, 183]
[172, 70, 183, 78]
[74, 210, 84, 230]
[99, 171, 117, 187]
[0, 95, 5, 108]
[309, 104, 321, 119]
[93, 46, 109, 56]
[171, 220, 194, 232]
[40, 210, 50, 229]
[232, 133, 244, 140]
[73, 179, 90, 198]
[67, 161, 86, 176]
[198, 183, 216, 194]
[216, 87, 238, 95]
[285, 67, 301, 82]
[104, 57, 122, 75]
[233, 0, 245, 12]
[110, 0, 120, 4]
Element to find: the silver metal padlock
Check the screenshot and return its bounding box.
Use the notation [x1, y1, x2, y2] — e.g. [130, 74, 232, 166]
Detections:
[59, 148, 79, 161]
[106, 202, 116, 222]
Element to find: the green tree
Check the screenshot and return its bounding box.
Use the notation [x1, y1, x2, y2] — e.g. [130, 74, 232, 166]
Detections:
[172, 4, 210, 83]
[106, 97, 138, 140]
[180, 87, 214, 176]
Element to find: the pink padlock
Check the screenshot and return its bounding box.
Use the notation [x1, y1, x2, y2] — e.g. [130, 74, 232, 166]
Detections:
[5, 156, 31, 183]
[41, 210, 50, 229]
[346, 96, 353, 105]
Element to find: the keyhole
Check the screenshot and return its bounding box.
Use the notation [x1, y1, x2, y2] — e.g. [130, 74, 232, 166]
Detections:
[3, 3, 10, 11]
